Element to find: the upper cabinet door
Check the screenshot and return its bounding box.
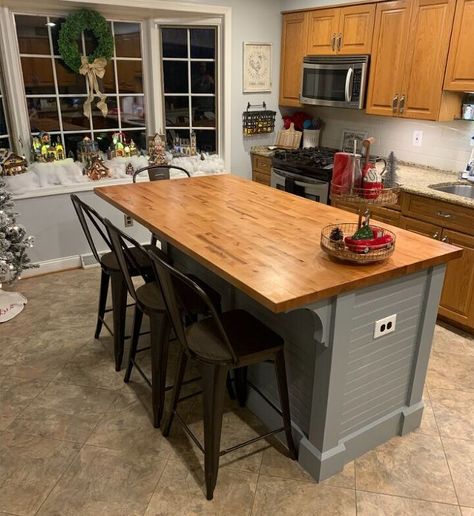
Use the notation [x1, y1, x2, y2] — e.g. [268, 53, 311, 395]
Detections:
[338, 4, 376, 54]
[444, 0, 474, 91]
[306, 8, 340, 55]
[366, 1, 412, 117]
[279, 12, 309, 107]
[401, 0, 456, 120]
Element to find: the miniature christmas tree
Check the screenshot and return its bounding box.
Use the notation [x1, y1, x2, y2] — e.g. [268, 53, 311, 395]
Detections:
[384, 151, 399, 187]
[0, 178, 36, 285]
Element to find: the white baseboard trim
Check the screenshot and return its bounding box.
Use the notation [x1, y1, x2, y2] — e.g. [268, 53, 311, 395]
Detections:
[21, 255, 83, 278]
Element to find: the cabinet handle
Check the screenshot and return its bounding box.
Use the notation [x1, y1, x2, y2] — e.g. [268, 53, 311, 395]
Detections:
[337, 33, 343, 51]
[437, 211, 452, 219]
[331, 33, 336, 51]
[392, 94, 399, 113]
[399, 95, 406, 114]
[432, 232, 440, 239]
[441, 236, 449, 243]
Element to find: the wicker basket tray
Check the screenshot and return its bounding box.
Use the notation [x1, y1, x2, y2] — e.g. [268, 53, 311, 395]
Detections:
[321, 223, 396, 264]
[330, 184, 400, 205]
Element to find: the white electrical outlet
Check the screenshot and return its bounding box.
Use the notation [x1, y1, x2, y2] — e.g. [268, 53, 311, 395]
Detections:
[413, 130, 423, 147]
[124, 215, 133, 227]
[374, 314, 397, 339]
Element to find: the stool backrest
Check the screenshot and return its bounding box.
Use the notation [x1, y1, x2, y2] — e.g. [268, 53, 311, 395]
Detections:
[104, 218, 154, 303]
[148, 250, 238, 364]
[71, 194, 111, 265]
[132, 165, 191, 183]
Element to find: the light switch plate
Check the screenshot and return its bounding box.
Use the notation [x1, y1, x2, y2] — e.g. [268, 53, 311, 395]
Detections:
[413, 130, 423, 147]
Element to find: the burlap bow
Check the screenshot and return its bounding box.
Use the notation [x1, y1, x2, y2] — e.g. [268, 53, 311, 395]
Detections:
[79, 56, 108, 119]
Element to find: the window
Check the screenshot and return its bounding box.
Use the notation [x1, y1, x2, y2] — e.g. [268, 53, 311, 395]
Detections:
[161, 27, 217, 153]
[0, 70, 11, 149]
[14, 15, 146, 157]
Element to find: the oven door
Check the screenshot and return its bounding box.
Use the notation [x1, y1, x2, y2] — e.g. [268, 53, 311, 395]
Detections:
[300, 58, 368, 109]
[271, 168, 329, 204]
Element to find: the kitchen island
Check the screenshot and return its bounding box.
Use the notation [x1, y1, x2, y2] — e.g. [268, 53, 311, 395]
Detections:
[95, 174, 461, 481]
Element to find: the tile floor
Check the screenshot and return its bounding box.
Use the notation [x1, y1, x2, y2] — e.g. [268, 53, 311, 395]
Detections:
[1, 268, 473, 515]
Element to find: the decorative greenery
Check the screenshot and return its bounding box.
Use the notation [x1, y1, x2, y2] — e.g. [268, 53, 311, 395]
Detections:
[58, 9, 113, 73]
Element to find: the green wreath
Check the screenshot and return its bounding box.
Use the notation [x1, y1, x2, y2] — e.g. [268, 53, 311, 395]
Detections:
[58, 9, 113, 73]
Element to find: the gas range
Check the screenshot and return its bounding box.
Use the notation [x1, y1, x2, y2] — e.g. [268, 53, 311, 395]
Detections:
[272, 147, 338, 182]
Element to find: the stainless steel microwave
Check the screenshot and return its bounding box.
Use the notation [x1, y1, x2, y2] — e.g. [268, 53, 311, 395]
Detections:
[300, 55, 369, 109]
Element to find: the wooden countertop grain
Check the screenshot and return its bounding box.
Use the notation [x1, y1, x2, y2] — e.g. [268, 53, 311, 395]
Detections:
[95, 175, 462, 313]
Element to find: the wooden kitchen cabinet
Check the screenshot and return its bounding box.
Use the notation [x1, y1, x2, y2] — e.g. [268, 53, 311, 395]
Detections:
[399, 216, 441, 238]
[366, 0, 461, 121]
[444, 0, 474, 91]
[251, 153, 272, 186]
[280, 12, 309, 107]
[306, 4, 375, 55]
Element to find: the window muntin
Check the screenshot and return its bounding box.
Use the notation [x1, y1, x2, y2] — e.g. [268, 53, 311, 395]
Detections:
[161, 27, 217, 153]
[15, 15, 146, 157]
[0, 76, 11, 149]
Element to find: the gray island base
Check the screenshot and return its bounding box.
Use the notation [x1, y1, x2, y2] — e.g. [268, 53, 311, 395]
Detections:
[172, 246, 446, 482]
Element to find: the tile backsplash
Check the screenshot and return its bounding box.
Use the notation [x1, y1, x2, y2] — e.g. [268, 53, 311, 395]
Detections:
[284, 106, 474, 173]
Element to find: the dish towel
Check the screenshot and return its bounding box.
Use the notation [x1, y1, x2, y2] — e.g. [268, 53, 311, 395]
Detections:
[0, 289, 27, 323]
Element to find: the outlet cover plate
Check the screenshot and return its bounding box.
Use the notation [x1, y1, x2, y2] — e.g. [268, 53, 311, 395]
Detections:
[374, 314, 397, 339]
[413, 130, 423, 147]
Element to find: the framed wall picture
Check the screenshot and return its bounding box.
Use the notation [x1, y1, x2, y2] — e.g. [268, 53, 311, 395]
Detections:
[341, 129, 368, 154]
[243, 42, 272, 93]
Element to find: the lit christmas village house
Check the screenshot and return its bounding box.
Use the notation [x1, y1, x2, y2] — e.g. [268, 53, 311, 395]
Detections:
[0, 150, 28, 176]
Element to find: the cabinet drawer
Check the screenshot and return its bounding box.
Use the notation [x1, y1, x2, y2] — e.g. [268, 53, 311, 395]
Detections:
[253, 171, 271, 186]
[252, 154, 272, 174]
[332, 200, 400, 225]
[402, 193, 474, 235]
[400, 216, 442, 238]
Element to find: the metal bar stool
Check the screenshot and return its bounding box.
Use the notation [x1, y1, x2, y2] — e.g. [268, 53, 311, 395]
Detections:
[104, 219, 223, 428]
[149, 251, 297, 500]
[71, 194, 153, 371]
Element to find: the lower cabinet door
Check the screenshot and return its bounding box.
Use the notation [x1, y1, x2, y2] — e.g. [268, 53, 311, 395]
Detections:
[439, 229, 474, 329]
[399, 216, 441, 238]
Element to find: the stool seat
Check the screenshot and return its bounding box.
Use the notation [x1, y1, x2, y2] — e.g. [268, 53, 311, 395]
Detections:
[101, 244, 163, 272]
[187, 309, 283, 364]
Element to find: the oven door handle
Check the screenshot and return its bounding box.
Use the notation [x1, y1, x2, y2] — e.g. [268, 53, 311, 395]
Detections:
[345, 67, 354, 103]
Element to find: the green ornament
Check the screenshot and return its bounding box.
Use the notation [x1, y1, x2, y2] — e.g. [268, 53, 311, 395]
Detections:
[58, 9, 113, 73]
[352, 225, 374, 240]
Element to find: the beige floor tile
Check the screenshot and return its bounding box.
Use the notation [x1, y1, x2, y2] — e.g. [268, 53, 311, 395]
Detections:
[430, 388, 474, 440]
[0, 431, 80, 516]
[427, 350, 474, 392]
[252, 474, 356, 516]
[442, 437, 474, 507]
[145, 458, 258, 516]
[355, 432, 457, 504]
[433, 324, 474, 357]
[37, 444, 167, 516]
[356, 491, 461, 515]
[0, 376, 48, 431]
[415, 398, 439, 436]
[461, 508, 474, 516]
[6, 382, 117, 444]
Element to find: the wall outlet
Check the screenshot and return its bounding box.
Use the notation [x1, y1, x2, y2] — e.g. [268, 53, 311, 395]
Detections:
[374, 314, 397, 339]
[124, 215, 133, 227]
[412, 130, 423, 147]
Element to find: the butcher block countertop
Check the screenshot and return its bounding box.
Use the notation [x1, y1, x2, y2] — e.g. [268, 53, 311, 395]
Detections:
[95, 175, 461, 313]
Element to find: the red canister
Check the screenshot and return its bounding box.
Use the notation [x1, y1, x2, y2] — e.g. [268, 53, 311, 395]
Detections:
[331, 152, 352, 195]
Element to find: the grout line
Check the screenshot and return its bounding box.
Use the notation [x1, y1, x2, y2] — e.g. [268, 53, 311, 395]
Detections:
[355, 488, 461, 507]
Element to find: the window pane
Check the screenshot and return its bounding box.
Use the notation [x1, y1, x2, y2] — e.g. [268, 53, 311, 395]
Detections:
[195, 129, 216, 153]
[116, 60, 143, 93]
[191, 62, 215, 93]
[84, 22, 112, 55]
[92, 98, 119, 130]
[120, 96, 145, 128]
[114, 22, 141, 58]
[64, 132, 91, 159]
[165, 96, 189, 127]
[59, 98, 89, 131]
[123, 129, 146, 151]
[190, 28, 215, 59]
[162, 28, 187, 58]
[55, 60, 87, 94]
[21, 57, 55, 94]
[27, 97, 59, 132]
[97, 63, 116, 94]
[0, 136, 10, 149]
[191, 96, 215, 127]
[163, 61, 188, 93]
[93, 131, 115, 153]
[16, 15, 50, 55]
[50, 18, 67, 55]
[0, 101, 8, 135]
[166, 128, 190, 148]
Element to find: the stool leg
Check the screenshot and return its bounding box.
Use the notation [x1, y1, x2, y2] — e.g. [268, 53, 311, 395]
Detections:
[275, 349, 297, 460]
[94, 269, 109, 339]
[110, 271, 127, 372]
[162, 348, 187, 437]
[201, 363, 227, 500]
[226, 372, 236, 400]
[150, 313, 171, 428]
[124, 305, 143, 383]
[235, 366, 248, 407]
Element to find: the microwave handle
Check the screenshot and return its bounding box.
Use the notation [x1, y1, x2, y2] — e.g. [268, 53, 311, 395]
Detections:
[345, 67, 354, 102]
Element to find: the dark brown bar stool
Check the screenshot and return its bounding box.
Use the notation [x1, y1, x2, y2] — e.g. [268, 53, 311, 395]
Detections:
[149, 251, 297, 500]
[104, 219, 223, 427]
[71, 194, 155, 371]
